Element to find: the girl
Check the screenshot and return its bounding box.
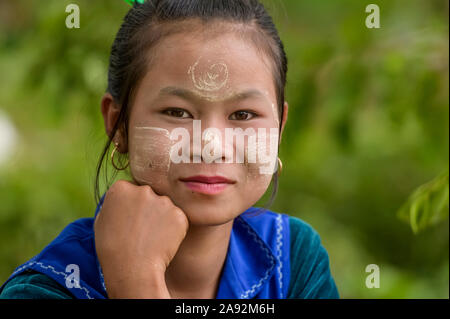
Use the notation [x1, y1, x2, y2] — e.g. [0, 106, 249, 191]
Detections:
[0, 0, 339, 299]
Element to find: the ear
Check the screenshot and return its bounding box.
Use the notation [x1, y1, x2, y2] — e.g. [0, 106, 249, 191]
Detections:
[279, 101, 289, 143]
[100, 93, 128, 153]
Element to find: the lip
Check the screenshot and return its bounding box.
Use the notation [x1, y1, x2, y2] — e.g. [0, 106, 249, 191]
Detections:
[179, 175, 235, 184]
[179, 175, 236, 195]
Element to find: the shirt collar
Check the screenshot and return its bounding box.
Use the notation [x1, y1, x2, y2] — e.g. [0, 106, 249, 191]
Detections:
[216, 210, 276, 299]
[94, 194, 276, 299]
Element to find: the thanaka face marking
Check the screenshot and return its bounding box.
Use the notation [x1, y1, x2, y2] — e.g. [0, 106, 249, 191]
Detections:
[129, 126, 173, 186]
[188, 56, 229, 92]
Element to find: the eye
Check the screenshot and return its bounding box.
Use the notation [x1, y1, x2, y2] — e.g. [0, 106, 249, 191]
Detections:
[229, 110, 257, 121]
[162, 108, 192, 118]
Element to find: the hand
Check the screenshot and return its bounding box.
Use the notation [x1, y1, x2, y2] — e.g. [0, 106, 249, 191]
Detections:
[93, 179, 189, 298]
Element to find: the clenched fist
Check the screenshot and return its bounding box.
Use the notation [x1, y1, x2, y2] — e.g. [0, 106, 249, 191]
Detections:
[94, 180, 189, 298]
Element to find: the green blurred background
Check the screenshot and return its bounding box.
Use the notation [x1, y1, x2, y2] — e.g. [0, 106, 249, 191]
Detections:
[0, 0, 448, 298]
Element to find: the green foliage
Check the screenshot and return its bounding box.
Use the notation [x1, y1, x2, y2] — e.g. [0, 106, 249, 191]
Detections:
[398, 171, 449, 234]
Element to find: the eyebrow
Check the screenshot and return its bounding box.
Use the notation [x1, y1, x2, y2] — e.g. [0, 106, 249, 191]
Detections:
[157, 86, 269, 104]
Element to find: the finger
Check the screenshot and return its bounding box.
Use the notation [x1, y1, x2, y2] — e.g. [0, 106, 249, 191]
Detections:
[129, 178, 140, 186]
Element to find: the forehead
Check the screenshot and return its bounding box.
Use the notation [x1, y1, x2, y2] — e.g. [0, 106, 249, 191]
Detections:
[139, 29, 276, 100]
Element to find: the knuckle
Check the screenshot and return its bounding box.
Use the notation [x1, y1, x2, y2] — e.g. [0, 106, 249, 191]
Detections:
[115, 179, 128, 187]
[172, 208, 188, 228]
[141, 185, 155, 197]
[111, 179, 128, 192]
[159, 195, 173, 206]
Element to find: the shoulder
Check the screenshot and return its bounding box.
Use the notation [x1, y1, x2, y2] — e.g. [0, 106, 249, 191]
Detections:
[288, 215, 325, 252]
[0, 270, 74, 299]
[288, 215, 318, 239]
[287, 215, 340, 299]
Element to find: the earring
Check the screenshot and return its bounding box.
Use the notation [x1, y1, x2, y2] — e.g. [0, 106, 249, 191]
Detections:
[111, 142, 129, 171]
[277, 157, 283, 176]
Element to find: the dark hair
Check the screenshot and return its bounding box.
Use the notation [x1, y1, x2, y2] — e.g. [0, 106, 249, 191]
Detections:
[94, 0, 288, 213]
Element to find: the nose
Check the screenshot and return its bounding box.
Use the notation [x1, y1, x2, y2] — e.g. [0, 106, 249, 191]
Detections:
[191, 117, 232, 164]
[201, 127, 228, 163]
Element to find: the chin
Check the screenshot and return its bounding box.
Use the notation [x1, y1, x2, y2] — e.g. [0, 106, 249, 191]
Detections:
[176, 199, 241, 226]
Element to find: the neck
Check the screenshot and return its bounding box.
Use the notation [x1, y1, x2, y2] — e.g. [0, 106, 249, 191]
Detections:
[164, 220, 234, 299]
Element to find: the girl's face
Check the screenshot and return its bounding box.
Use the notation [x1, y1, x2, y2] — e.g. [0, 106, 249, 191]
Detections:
[125, 28, 287, 226]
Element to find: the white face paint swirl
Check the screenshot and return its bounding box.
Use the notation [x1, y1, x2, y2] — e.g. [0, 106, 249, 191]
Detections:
[188, 56, 229, 92]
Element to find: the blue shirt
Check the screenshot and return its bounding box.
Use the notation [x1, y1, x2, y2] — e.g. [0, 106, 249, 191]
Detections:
[0, 194, 339, 299]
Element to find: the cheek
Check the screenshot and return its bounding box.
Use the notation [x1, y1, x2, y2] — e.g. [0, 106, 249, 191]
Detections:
[243, 129, 279, 177]
[128, 127, 173, 187]
[243, 171, 273, 202]
[239, 129, 279, 201]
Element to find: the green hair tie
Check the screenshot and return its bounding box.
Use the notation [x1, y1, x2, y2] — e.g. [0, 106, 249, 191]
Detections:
[124, 0, 145, 5]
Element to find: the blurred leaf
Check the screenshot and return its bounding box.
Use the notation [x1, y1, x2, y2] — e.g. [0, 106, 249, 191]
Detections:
[398, 170, 449, 234]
